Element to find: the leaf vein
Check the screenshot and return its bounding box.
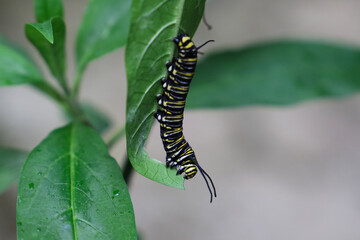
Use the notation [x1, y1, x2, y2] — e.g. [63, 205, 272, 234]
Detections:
[135, 21, 176, 73]
[75, 156, 123, 216]
[131, 79, 159, 120]
[74, 186, 94, 202]
[142, 0, 169, 18]
[77, 218, 111, 240]
[40, 208, 73, 238]
[26, 153, 69, 211]
[69, 125, 79, 240]
[130, 111, 155, 143]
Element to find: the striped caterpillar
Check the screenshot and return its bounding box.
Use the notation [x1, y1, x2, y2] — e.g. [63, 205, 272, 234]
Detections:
[154, 33, 217, 202]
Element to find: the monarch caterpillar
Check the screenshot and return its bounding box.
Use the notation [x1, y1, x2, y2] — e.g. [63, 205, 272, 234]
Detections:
[154, 33, 217, 202]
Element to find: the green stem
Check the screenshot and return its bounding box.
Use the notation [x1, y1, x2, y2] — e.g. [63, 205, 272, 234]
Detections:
[50, 47, 70, 96]
[32, 82, 89, 125]
[107, 125, 126, 149]
[66, 97, 86, 122]
[72, 65, 85, 98]
[32, 82, 66, 106]
[107, 127, 134, 186]
[57, 73, 70, 96]
[122, 156, 134, 186]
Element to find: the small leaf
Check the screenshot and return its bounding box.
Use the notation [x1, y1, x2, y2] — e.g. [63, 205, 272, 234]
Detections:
[187, 41, 360, 108]
[17, 123, 137, 239]
[0, 148, 27, 194]
[0, 36, 43, 86]
[81, 103, 112, 134]
[75, 0, 131, 74]
[125, 0, 205, 189]
[34, 0, 64, 22]
[26, 17, 66, 88]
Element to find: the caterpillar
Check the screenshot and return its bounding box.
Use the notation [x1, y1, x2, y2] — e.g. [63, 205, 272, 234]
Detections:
[154, 33, 217, 202]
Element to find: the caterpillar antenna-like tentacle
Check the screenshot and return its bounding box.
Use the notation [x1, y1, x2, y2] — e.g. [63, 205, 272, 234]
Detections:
[196, 40, 215, 50]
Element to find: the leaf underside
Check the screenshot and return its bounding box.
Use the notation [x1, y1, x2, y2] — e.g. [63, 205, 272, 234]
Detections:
[125, 0, 206, 189]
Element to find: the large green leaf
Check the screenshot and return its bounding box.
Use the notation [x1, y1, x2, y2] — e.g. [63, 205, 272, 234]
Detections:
[75, 0, 131, 75]
[187, 41, 360, 108]
[17, 123, 136, 240]
[125, 0, 206, 189]
[34, 0, 64, 22]
[0, 36, 43, 86]
[26, 17, 67, 90]
[0, 148, 27, 194]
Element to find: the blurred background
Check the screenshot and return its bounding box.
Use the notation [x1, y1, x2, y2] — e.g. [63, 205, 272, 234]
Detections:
[1, 0, 360, 239]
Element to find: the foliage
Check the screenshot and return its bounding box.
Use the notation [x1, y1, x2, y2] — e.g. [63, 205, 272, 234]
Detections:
[1, 0, 360, 239]
[187, 41, 360, 108]
[17, 123, 135, 240]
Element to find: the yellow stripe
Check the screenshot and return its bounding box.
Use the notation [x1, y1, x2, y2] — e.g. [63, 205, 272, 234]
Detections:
[182, 58, 197, 62]
[163, 128, 182, 137]
[167, 85, 189, 91]
[167, 100, 185, 105]
[162, 108, 172, 115]
[181, 36, 191, 43]
[183, 41, 194, 49]
[164, 92, 174, 100]
[160, 123, 171, 129]
[172, 69, 194, 77]
[175, 62, 183, 69]
[166, 135, 184, 149]
[171, 141, 187, 152]
[179, 71, 194, 77]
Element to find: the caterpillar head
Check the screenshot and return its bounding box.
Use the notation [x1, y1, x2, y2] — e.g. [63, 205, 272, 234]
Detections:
[172, 33, 195, 51]
[183, 164, 197, 179]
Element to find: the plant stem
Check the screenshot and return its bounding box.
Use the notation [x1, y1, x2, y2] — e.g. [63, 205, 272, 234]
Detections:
[122, 156, 134, 186]
[72, 65, 85, 98]
[107, 127, 135, 186]
[32, 81, 89, 125]
[53, 60, 70, 96]
[58, 74, 70, 96]
[32, 82, 66, 106]
[107, 125, 126, 149]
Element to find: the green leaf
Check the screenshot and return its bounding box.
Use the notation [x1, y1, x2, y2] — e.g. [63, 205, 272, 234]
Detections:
[187, 41, 360, 108]
[0, 36, 44, 86]
[81, 103, 112, 134]
[0, 148, 27, 194]
[17, 123, 137, 240]
[34, 0, 64, 22]
[26, 17, 67, 90]
[125, 0, 206, 189]
[75, 0, 131, 74]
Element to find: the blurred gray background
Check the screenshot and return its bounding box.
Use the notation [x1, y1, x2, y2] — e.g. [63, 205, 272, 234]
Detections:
[1, 0, 360, 239]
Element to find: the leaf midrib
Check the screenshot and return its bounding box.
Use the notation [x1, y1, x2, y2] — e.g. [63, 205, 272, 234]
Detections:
[68, 125, 124, 239]
[69, 126, 78, 240]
